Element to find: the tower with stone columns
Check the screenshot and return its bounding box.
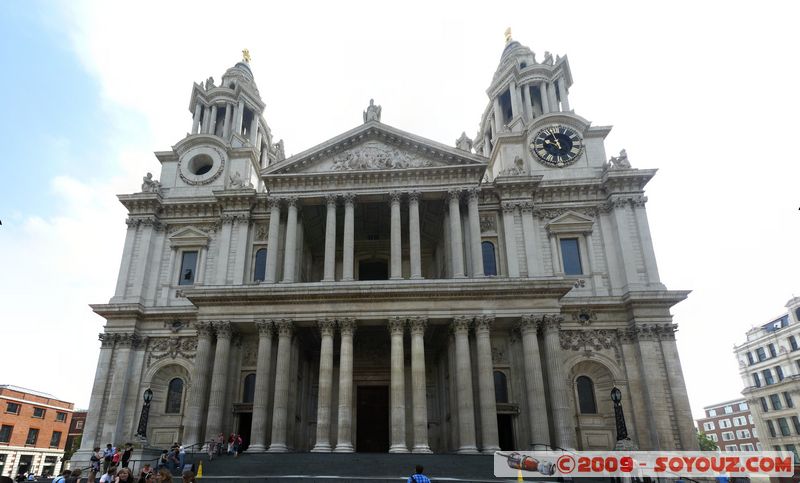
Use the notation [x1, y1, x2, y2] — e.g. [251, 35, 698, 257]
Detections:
[70, 36, 698, 468]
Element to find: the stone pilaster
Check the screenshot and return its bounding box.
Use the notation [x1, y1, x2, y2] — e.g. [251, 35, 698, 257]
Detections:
[269, 319, 294, 452]
[334, 318, 356, 453]
[282, 197, 298, 282]
[312, 318, 337, 452]
[183, 323, 214, 447]
[519, 202, 540, 277]
[518, 315, 550, 448]
[77, 334, 115, 453]
[452, 316, 478, 453]
[474, 315, 500, 453]
[388, 317, 408, 453]
[540, 82, 550, 114]
[102, 333, 138, 444]
[204, 322, 234, 443]
[467, 188, 484, 277]
[408, 192, 422, 279]
[389, 191, 402, 279]
[541, 315, 575, 448]
[248, 320, 274, 452]
[323, 194, 337, 282]
[265, 198, 281, 283]
[342, 193, 355, 281]
[448, 189, 465, 278]
[659, 327, 698, 450]
[409, 317, 431, 453]
[502, 202, 520, 277]
[557, 77, 570, 111]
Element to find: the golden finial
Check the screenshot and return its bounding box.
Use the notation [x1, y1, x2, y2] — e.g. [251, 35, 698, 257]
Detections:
[504, 28, 513, 43]
[242, 48, 251, 63]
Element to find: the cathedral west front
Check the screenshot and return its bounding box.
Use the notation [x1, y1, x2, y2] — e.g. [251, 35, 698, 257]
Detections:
[73, 34, 697, 460]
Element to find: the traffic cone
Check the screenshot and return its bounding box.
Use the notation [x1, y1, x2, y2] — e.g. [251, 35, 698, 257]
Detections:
[197, 462, 203, 478]
[517, 469, 523, 481]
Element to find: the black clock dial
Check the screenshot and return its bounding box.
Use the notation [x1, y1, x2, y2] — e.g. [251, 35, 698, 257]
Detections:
[529, 125, 584, 168]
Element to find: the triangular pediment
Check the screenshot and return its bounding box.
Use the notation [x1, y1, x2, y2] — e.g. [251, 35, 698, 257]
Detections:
[168, 226, 210, 247]
[545, 210, 595, 234]
[263, 121, 487, 176]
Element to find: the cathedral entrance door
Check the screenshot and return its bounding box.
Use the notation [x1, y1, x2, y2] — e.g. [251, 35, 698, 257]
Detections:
[356, 386, 390, 452]
[497, 414, 515, 450]
[237, 412, 252, 451]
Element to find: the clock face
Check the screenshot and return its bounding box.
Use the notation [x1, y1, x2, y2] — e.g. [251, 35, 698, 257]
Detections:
[530, 125, 584, 168]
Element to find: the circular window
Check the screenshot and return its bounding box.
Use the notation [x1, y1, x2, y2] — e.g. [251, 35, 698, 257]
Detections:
[188, 154, 214, 175]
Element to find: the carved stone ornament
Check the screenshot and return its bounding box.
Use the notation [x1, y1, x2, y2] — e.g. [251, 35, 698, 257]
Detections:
[456, 132, 473, 152]
[275, 319, 294, 337]
[141, 172, 162, 194]
[636, 323, 678, 341]
[99, 333, 115, 348]
[534, 207, 598, 220]
[608, 149, 631, 169]
[194, 321, 215, 337]
[255, 320, 274, 336]
[409, 316, 428, 335]
[450, 315, 472, 334]
[241, 340, 258, 366]
[115, 333, 142, 348]
[178, 147, 226, 186]
[363, 98, 382, 123]
[559, 329, 620, 362]
[339, 317, 357, 336]
[388, 191, 402, 204]
[541, 314, 564, 332]
[480, 214, 497, 233]
[255, 224, 268, 240]
[318, 318, 337, 337]
[331, 141, 433, 171]
[408, 191, 420, 203]
[572, 308, 598, 325]
[214, 321, 233, 339]
[498, 156, 527, 177]
[147, 336, 198, 367]
[447, 188, 463, 203]
[388, 316, 406, 334]
[474, 315, 495, 333]
[491, 344, 508, 364]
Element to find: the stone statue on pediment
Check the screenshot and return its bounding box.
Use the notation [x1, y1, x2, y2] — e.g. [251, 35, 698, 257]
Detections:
[229, 171, 246, 189]
[456, 132, 473, 152]
[141, 172, 162, 194]
[543, 51, 554, 65]
[609, 149, 631, 169]
[273, 139, 285, 161]
[205, 77, 215, 90]
[363, 99, 382, 123]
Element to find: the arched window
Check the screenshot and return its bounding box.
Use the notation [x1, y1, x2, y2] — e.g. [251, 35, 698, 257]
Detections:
[253, 248, 267, 282]
[576, 376, 597, 414]
[482, 241, 497, 276]
[494, 371, 509, 403]
[242, 374, 256, 403]
[165, 378, 184, 414]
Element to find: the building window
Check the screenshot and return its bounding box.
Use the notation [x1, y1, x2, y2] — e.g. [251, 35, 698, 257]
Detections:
[75, 420, 83, 430]
[768, 420, 777, 437]
[769, 343, 777, 358]
[792, 416, 800, 435]
[482, 241, 497, 276]
[560, 238, 583, 275]
[709, 433, 718, 442]
[785, 392, 794, 408]
[761, 397, 769, 412]
[722, 431, 734, 441]
[494, 371, 509, 403]
[576, 376, 597, 414]
[0, 425, 12, 443]
[242, 374, 256, 403]
[703, 421, 715, 431]
[5, 402, 20, 415]
[771, 394, 783, 410]
[708, 409, 717, 417]
[763, 369, 775, 385]
[178, 250, 198, 285]
[756, 347, 767, 362]
[733, 416, 746, 426]
[739, 402, 748, 411]
[50, 431, 61, 448]
[725, 444, 738, 451]
[25, 428, 39, 445]
[165, 378, 184, 414]
[787, 445, 799, 462]
[724, 405, 733, 414]
[753, 373, 761, 388]
[253, 248, 267, 282]
[776, 365, 785, 381]
[32, 408, 45, 419]
[779, 418, 791, 436]
[747, 352, 755, 365]
[741, 443, 755, 451]
[736, 429, 751, 439]
[55, 412, 66, 422]
[790, 336, 799, 351]
[719, 419, 732, 429]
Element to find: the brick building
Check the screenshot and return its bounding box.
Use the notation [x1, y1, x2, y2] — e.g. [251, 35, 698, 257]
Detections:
[696, 398, 760, 451]
[0, 385, 74, 477]
[64, 411, 86, 464]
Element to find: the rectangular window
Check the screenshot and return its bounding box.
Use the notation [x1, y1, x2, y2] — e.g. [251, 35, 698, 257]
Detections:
[49, 431, 61, 448]
[703, 421, 715, 431]
[785, 392, 794, 408]
[733, 416, 746, 426]
[787, 445, 799, 462]
[779, 418, 791, 436]
[0, 425, 12, 443]
[75, 420, 83, 430]
[747, 352, 755, 365]
[739, 402, 748, 411]
[737, 429, 751, 439]
[5, 402, 20, 414]
[725, 444, 738, 451]
[790, 336, 799, 351]
[55, 412, 66, 422]
[769, 343, 777, 358]
[741, 443, 755, 451]
[559, 238, 583, 275]
[722, 431, 735, 441]
[763, 369, 775, 385]
[720, 419, 732, 429]
[750, 414, 755, 424]
[768, 420, 777, 437]
[753, 427, 758, 437]
[754, 373, 761, 388]
[708, 409, 717, 417]
[724, 405, 733, 414]
[709, 433, 718, 442]
[761, 397, 769, 412]
[25, 428, 38, 445]
[178, 250, 198, 286]
[771, 394, 783, 410]
[757, 347, 767, 362]
[776, 365, 785, 381]
[793, 416, 800, 435]
[32, 407, 45, 419]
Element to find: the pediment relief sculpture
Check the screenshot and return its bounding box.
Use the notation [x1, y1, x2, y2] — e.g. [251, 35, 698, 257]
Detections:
[330, 141, 435, 171]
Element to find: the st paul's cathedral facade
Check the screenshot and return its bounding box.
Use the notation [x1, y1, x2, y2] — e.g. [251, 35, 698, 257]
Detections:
[73, 35, 697, 460]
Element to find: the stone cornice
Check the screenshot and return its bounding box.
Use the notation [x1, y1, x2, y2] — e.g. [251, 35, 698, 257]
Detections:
[601, 168, 657, 193]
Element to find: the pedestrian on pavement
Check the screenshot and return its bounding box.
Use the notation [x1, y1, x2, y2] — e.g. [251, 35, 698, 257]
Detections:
[215, 434, 224, 457]
[113, 468, 132, 483]
[99, 467, 116, 483]
[154, 470, 172, 483]
[103, 445, 115, 472]
[89, 447, 102, 483]
[121, 444, 133, 468]
[68, 469, 82, 483]
[180, 470, 194, 483]
[206, 439, 214, 461]
[112, 448, 122, 467]
[178, 444, 186, 470]
[157, 451, 169, 470]
[53, 470, 71, 483]
[137, 464, 153, 483]
[407, 465, 431, 483]
[227, 434, 234, 455]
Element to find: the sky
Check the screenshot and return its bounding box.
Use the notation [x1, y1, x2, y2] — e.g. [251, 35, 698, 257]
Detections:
[0, 1, 798, 421]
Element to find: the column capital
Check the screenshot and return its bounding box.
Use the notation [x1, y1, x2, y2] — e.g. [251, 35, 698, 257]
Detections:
[474, 314, 495, 333]
[194, 321, 215, 337]
[214, 321, 233, 339]
[541, 314, 564, 333]
[467, 187, 481, 202]
[388, 316, 406, 334]
[275, 319, 294, 337]
[318, 318, 337, 337]
[325, 193, 338, 206]
[447, 188, 463, 203]
[388, 190, 402, 205]
[518, 314, 542, 334]
[267, 197, 282, 209]
[339, 318, 357, 336]
[115, 333, 141, 348]
[343, 192, 356, 205]
[285, 196, 298, 208]
[450, 315, 472, 334]
[408, 191, 421, 203]
[255, 319, 274, 336]
[518, 201, 534, 214]
[409, 316, 428, 335]
[501, 200, 519, 213]
[98, 333, 115, 348]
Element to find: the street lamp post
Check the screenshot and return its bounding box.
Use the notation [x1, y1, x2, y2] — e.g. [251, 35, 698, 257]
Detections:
[135, 388, 154, 440]
[611, 387, 635, 451]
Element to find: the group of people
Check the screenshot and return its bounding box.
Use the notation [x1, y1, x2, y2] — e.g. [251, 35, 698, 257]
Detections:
[205, 433, 243, 460]
[88, 465, 195, 483]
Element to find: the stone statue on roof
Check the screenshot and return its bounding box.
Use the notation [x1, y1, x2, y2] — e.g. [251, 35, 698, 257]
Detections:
[363, 99, 382, 123]
[141, 172, 162, 194]
[609, 149, 631, 169]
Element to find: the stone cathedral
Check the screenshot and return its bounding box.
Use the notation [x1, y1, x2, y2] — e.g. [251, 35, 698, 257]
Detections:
[73, 36, 697, 462]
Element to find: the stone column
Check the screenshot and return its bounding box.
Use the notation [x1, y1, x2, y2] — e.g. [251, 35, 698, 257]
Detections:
[493, 97, 503, 133]
[209, 105, 218, 136]
[77, 334, 115, 452]
[509, 79, 522, 120]
[474, 315, 500, 453]
[249, 113, 259, 145]
[539, 82, 550, 114]
[610, 197, 640, 286]
[660, 328, 698, 450]
[632, 196, 662, 285]
[312, 319, 336, 452]
[223, 103, 233, 139]
[547, 82, 558, 113]
[201, 106, 210, 134]
[269, 319, 294, 452]
[248, 320, 274, 452]
[452, 316, 478, 453]
[541, 315, 575, 448]
[323, 194, 337, 282]
[519, 202, 539, 277]
[102, 333, 137, 444]
[548, 232, 563, 276]
[467, 188, 484, 277]
[334, 318, 356, 453]
[390, 191, 402, 279]
[204, 322, 233, 442]
[448, 189, 465, 278]
[282, 197, 298, 283]
[192, 104, 202, 134]
[520, 83, 531, 121]
[183, 322, 214, 447]
[265, 198, 281, 283]
[408, 192, 422, 279]
[557, 77, 570, 111]
[342, 193, 355, 281]
[519, 315, 550, 448]
[409, 317, 432, 453]
[388, 317, 408, 453]
[235, 100, 245, 135]
[501, 202, 520, 277]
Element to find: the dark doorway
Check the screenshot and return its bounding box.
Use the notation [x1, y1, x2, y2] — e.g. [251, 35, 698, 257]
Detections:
[359, 260, 388, 281]
[17, 455, 33, 476]
[497, 414, 515, 451]
[356, 386, 390, 452]
[238, 412, 252, 451]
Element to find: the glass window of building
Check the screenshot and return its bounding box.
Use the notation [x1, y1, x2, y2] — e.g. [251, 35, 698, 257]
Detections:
[739, 402, 748, 411]
[770, 394, 782, 410]
[790, 336, 799, 351]
[753, 373, 761, 388]
[560, 238, 582, 275]
[253, 248, 267, 282]
[747, 352, 755, 365]
[32, 407, 45, 419]
[776, 365, 785, 381]
[761, 397, 769, 412]
[708, 409, 717, 417]
[785, 392, 794, 408]
[576, 376, 597, 414]
[792, 416, 800, 435]
[724, 405, 733, 414]
[242, 374, 256, 403]
[55, 412, 66, 422]
[722, 431, 734, 441]
[49, 431, 61, 447]
[165, 378, 184, 414]
[482, 241, 497, 276]
[178, 250, 198, 285]
[494, 371, 509, 403]
[763, 369, 775, 385]
[5, 402, 20, 414]
[756, 347, 767, 362]
[769, 343, 777, 358]
[25, 428, 39, 445]
[0, 425, 12, 443]
[779, 418, 791, 436]
[767, 420, 777, 437]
